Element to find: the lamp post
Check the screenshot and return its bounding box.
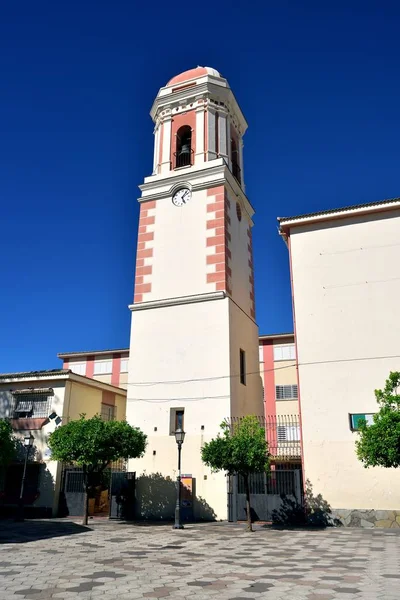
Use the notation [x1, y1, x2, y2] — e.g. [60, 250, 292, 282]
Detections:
[17, 433, 34, 522]
[173, 428, 185, 530]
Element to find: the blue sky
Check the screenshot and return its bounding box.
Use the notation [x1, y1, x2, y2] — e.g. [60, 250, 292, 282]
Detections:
[1, 1, 399, 372]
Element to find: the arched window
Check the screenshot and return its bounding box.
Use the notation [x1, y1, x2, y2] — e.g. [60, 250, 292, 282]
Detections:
[231, 138, 241, 184]
[175, 126, 192, 168]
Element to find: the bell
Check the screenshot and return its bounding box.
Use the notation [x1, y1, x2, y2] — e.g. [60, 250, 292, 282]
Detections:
[179, 143, 190, 156]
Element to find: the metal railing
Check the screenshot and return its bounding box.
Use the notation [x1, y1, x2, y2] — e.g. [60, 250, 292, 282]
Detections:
[173, 149, 193, 169]
[225, 414, 301, 459]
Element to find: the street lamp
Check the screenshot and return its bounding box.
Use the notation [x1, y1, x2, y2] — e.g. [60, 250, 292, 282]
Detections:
[173, 428, 185, 530]
[16, 433, 34, 522]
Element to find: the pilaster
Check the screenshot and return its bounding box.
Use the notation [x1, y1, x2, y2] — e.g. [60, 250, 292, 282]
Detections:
[195, 107, 205, 164]
[207, 108, 218, 161]
[218, 111, 229, 163]
[160, 116, 172, 174]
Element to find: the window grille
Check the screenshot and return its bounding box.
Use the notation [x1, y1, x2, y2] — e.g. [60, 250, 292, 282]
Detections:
[13, 392, 51, 418]
[14, 399, 34, 413]
[276, 384, 298, 400]
[101, 404, 116, 421]
[277, 425, 300, 442]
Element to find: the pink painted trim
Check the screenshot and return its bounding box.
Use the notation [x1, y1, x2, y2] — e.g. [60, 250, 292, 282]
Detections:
[287, 234, 306, 488]
[112, 354, 121, 387]
[86, 355, 95, 378]
[63, 360, 69, 370]
[102, 390, 116, 406]
[263, 341, 277, 449]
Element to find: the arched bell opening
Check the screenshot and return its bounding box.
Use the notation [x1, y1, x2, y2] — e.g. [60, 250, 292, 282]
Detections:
[231, 138, 241, 184]
[174, 126, 193, 169]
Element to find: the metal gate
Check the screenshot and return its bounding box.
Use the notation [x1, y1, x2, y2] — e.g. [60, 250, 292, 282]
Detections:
[109, 471, 135, 520]
[59, 468, 135, 519]
[228, 465, 302, 522]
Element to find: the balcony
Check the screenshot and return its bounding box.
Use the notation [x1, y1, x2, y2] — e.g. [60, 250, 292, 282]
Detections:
[226, 414, 301, 460]
[173, 149, 193, 169]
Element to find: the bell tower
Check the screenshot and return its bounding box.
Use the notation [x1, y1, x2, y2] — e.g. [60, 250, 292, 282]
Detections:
[127, 67, 263, 520]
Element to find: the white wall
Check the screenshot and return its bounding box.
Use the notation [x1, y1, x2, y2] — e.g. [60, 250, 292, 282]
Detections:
[127, 298, 232, 519]
[147, 188, 210, 301]
[290, 210, 400, 510]
[227, 190, 253, 316]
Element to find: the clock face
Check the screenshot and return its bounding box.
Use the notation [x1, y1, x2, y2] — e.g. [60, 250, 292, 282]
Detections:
[172, 188, 192, 207]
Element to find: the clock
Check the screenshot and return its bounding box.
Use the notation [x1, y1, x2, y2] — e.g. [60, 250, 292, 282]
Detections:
[172, 188, 192, 207]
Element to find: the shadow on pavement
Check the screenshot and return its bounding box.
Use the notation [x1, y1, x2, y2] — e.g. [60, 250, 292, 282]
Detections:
[0, 519, 91, 544]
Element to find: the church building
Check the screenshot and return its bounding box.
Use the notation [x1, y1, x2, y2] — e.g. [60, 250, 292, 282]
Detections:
[125, 67, 264, 520]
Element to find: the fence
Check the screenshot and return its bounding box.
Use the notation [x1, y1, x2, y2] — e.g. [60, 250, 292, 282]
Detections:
[226, 414, 301, 460]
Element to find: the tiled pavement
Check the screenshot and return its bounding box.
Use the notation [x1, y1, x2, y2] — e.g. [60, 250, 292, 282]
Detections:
[0, 520, 399, 599]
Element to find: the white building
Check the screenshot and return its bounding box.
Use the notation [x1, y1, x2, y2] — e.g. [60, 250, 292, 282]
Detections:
[279, 197, 400, 527]
[126, 67, 263, 521]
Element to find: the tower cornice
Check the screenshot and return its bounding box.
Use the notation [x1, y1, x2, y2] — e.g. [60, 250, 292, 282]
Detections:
[150, 78, 248, 135]
[138, 160, 255, 223]
[129, 291, 226, 312]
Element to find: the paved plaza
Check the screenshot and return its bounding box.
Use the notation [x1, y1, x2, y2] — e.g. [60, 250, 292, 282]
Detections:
[0, 519, 399, 599]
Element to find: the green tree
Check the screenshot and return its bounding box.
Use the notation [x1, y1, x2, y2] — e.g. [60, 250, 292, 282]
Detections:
[0, 419, 17, 468]
[356, 372, 400, 468]
[201, 415, 269, 531]
[48, 415, 147, 524]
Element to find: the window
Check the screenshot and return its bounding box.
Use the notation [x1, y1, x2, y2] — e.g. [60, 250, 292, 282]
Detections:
[175, 410, 184, 431]
[231, 137, 241, 184]
[277, 425, 301, 442]
[170, 408, 184, 434]
[101, 403, 116, 421]
[93, 360, 112, 375]
[259, 345, 264, 363]
[13, 391, 52, 418]
[276, 384, 298, 400]
[175, 125, 192, 168]
[349, 413, 374, 431]
[120, 358, 129, 373]
[240, 349, 246, 385]
[273, 344, 296, 361]
[70, 362, 86, 376]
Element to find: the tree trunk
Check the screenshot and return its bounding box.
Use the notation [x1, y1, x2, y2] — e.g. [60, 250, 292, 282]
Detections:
[244, 473, 253, 532]
[82, 466, 89, 526]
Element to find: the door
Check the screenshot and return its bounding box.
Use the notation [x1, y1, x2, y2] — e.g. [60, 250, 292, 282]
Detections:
[229, 467, 302, 522]
[109, 472, 136, 520]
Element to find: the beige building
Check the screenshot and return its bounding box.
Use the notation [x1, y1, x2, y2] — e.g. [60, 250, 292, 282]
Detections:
[259, 333, 298, 418]
[279, 196, 400, 527]
[0, 369, 126, 517]
[58, 349, 129, 389]
[259, 333, 300, 463]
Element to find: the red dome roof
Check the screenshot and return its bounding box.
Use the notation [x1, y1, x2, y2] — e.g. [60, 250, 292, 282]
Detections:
[167, 66, 220, 86]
